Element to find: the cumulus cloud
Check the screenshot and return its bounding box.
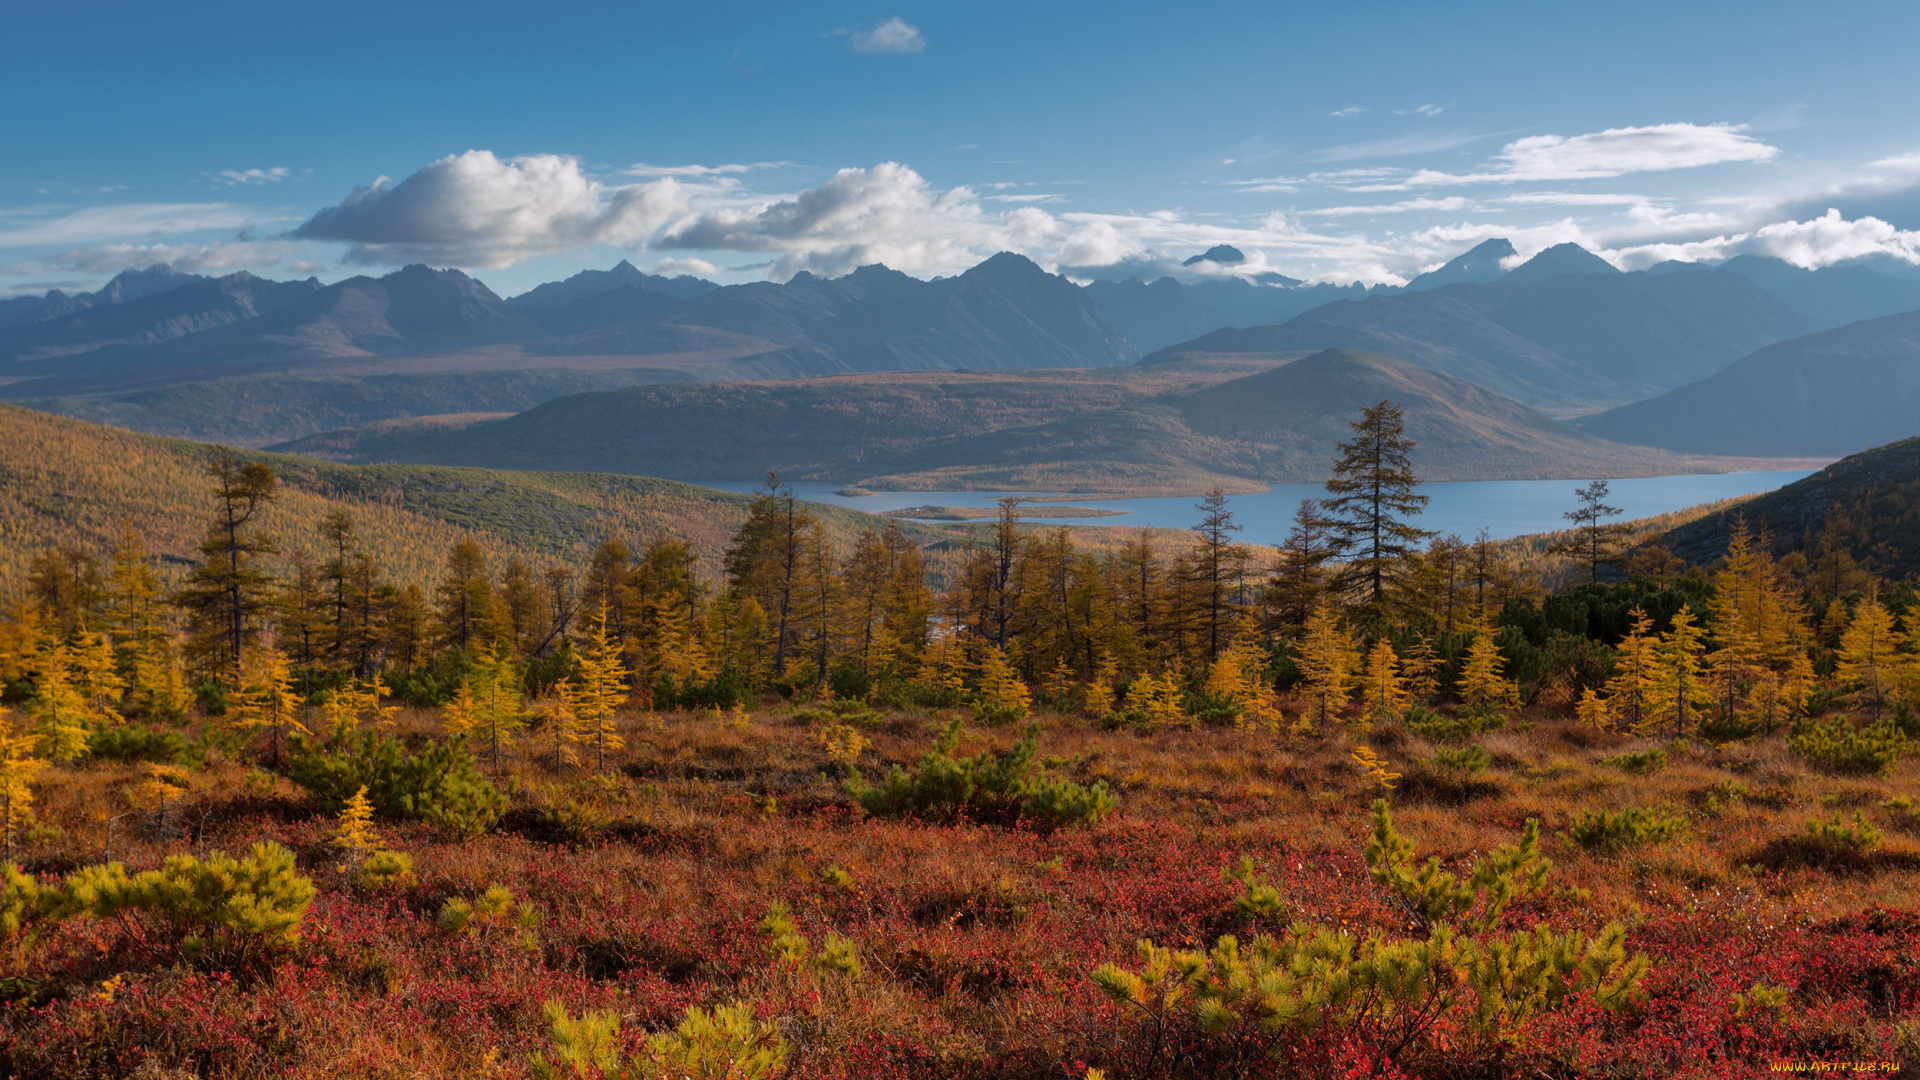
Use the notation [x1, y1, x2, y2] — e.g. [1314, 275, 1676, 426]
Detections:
[1610, 209, 1920, 269]
[216, 167, 293, 186]
[656, 162, 997, 278]
[295, 150, 693, 267]
[849, 18, 925, 54]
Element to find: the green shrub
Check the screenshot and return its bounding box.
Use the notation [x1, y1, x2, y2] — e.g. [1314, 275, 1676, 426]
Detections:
[1568, 807, 1687, 850]
[86, 724, 195, 767]
[1801, 811, 1882, 856]
[1602, 748, 1668, 775]
[286, 731, 504, 839]
[1223, 857, 1290, 923]
[846, 718, 1115, 829]
[1703, 779, 1750, 813]
[41, 842, 314, 962]
[654, 662, 751, 711]
[535, 999, 789, 1080]
[355, 850, 415, 891]
[1433, 745, 1491, 773]
[1697, 710, 1776, 743]
[439, 882, 538, 948]
[386, 648, 476, 708]
[1406, 703, 1504, 744]
[1788, 716, 1906, 775]
[1094, 801, 1648, 1070]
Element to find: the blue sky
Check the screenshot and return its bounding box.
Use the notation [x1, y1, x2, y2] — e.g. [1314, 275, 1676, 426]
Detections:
[5, 0, 1920, 297]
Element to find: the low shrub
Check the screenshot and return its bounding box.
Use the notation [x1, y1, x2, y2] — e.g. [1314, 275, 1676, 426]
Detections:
[1788, 716, 1906, 775]
[1801, 810, 1882, 857]
[355, 850, 415, 891]
[286, 731, 504, 839]
[1406, 703, 1505, 744]
[1568, 807, 1688, 850]
[536, 999, 788, 1080]
[846, 719, 1115, 829]
[39, 842, 314, 964]
[654, 662, 751, 711]
[85, 724, 195, 767]
[1433, 745, 1491, 774]
[1602, 748, 1668, 775]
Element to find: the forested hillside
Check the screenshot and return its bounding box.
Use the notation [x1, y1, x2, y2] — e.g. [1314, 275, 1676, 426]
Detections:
[1662, 435, 1920, 576]
[0, 404, 937, 588]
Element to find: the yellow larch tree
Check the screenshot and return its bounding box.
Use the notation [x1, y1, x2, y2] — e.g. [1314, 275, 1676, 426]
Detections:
[1837, 588, 1905, 721]
[1603, 607, 1660, 732]
[470, 647, 528, 768]
[541, 683, 583, 772]
[330, 785, 379, 871]
[573, 610, 631, 772]
[1358, 639, 1408, 731]
[28, 647, 91, 763]
[1, 716, 47, 862]
[974, 647, 1032, 725]
[1652, 605, 1709, 738]
[1295, 597, 1355, 729]
[1457, 619, 1517, 712]
[441, 678, 479, 738]
[236, 649, 307, 765]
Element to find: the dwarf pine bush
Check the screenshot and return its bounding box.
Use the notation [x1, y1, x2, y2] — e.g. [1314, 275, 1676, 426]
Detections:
[1802, 810, 1882, 856]
[1223, 857, 1289, 923]
[287, 730, 504, 839]
[1094, 800, 1648, 1071]
[1602, 748, 1668, 775]
[1434, 744, 1491, 773]
[536, 999, 789, 1080]
[1568, 807, 1688, 851]
[41, 842, 315, 962]
[1787, 716, 1906, 775]
[845, 718, 1115, 829]
[356, 849, 415, 891]
[759, 899, 862, 979]
[439, 882, 538, 947]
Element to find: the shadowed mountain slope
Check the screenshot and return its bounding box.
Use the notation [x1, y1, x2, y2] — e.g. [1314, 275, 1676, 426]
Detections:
[1576, 310, 1920, 457]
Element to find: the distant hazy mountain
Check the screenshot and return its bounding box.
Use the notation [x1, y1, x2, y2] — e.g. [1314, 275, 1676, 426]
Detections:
[1575, 310, 1920, 456]
[0, 264, 207, 329]
[276, 348, 1682, 490]
[0, 271, 322, 362]
[1662, 435, 1920, 578]
[539, 252, 1137, 372]
[1669, 255, 1920, 329]
[1082, 276, 1373, 354]
[1502, 242, 1621, 286]
[1406, 239, 1516, 291]
[505, 259, 719, 308]
[1143, 249, 1816, 415]
[1183, 245, 1247, 267]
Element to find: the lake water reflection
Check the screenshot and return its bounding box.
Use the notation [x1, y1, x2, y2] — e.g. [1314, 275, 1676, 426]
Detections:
[701, 471, 1815, 544]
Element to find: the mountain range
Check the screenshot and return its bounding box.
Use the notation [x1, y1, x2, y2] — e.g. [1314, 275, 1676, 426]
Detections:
[272, 348, 1688, 493]
[3, 239, 1916, 477]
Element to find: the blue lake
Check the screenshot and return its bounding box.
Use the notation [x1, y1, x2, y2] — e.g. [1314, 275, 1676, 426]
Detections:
[702, 471, 1816, 545]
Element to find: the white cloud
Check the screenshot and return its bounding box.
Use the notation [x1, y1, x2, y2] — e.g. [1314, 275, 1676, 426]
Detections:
[0, 203, 263, 247]
[657, 161, 998, 279]
[295, 150, 694, 267]
[1494, 191, 1651, 206]
[626, 161, 795, 179]
[49, 240, 295, 274]
[1414, 104, 1447, 117]
[849, 18, 925, 55]
[1304, 196, 1475, 217]
[1306, 129, 1490, 163]
[986, 193, 1066, 204]
[1400, 123, 1778, 186]
[651, 256, 720, 276]
[216, 167, 293, 186]
[1610, 209, 1920, 269]
[1330, 106, 1368, 117]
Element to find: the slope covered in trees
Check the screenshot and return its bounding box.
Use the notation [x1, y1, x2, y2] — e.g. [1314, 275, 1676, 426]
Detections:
[276, 349, 1687, 492]
[1576, 310, 1920, 457]
[0, 404, 936, 590]
[1661, 435, 1920, 578]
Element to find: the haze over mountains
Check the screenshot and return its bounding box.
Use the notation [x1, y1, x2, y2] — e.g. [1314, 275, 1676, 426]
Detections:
[3, 236, 1918, 488]
[275, 348, 1687, 493]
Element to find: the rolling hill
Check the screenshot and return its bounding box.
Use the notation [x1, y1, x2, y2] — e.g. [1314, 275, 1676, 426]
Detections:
[274, 349, 1689, 493]
[1661, 434, 1920, 577]
[1575, 310, 1920, 456]
[0, 404, 942, 590]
